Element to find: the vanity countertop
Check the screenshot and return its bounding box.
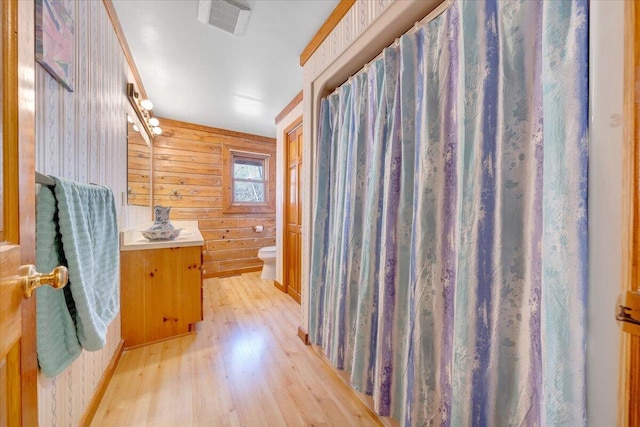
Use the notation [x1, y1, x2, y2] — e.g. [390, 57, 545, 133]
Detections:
[120, 220, 204, 251]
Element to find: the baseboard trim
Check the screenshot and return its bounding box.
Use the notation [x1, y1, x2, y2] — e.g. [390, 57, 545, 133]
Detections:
[79, 339, 125, 427]
[289, 289, 301, 304]
[274, 280, 286, 293]
[123, 330, 196, 351]
[297, 325, 310, 345]
[205, 266, 262, 279]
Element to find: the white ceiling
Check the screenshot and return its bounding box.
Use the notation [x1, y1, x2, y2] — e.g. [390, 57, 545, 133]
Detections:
[112, 0, 338, 138]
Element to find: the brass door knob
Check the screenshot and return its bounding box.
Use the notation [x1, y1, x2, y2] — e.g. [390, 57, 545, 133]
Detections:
[20, 265, 69, 298]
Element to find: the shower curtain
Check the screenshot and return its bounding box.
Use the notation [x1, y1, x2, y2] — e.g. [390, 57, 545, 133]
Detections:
[309, 0, 588, 426]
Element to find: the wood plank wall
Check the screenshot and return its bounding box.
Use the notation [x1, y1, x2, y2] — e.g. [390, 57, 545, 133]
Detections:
[153, 118, 276, 278]
[127, 122, 151, 206]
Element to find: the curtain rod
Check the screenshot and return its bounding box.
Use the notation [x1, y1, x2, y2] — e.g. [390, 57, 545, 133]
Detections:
[330, 0, 453, 97]
[36, 171, 55, 186]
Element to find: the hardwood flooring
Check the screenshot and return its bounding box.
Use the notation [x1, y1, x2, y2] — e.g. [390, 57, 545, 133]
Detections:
[92, 272, 382, 426]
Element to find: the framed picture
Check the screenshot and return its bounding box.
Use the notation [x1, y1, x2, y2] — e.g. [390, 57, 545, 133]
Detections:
[35, 0, 74, 92]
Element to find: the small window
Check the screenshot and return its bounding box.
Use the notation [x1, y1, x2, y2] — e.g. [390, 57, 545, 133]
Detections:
[223, 146, 275, 214]
[232, 156, 266, 203]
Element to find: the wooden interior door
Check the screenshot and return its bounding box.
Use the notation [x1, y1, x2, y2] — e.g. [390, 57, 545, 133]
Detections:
[284, 119, 303, 304]
[1, 0, 39, 425]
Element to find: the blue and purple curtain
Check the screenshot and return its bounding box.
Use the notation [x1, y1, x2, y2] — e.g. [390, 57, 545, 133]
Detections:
[309, 0, 589, 425]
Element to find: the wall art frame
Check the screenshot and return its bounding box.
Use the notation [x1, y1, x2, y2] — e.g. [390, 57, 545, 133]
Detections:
[35, 0, 74, 92]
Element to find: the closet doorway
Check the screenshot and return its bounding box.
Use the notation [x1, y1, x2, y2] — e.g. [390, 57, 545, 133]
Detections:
[284, 118, 302, 303]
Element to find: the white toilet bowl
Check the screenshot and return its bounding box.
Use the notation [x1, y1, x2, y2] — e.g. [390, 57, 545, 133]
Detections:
[257, 246, 276, 280]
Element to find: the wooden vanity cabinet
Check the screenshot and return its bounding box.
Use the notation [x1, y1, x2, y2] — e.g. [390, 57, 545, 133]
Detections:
[121, 245, 203, 348]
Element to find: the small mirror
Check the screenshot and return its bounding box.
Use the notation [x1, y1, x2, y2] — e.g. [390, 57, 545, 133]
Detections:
[127, 120, 151, 206]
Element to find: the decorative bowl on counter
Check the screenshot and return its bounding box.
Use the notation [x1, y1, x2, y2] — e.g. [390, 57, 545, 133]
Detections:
[140, 228, 182, 241]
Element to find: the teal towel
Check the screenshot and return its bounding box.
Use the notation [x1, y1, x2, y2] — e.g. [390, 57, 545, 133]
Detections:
[36, 186, 82, 377]
[53, 177, 120, 351]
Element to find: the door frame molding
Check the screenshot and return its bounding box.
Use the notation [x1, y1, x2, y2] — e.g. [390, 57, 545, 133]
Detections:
[282, 116, 303, 298]
[621, 1, 640, 425]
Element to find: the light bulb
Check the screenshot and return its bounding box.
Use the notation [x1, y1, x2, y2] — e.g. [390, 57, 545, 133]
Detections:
[152, 127, 162, 135]
[149, 117, 160, 127]
[132, 124, 139, 132]
[127, 115, 133, 123]
[140, 99, 153, 110]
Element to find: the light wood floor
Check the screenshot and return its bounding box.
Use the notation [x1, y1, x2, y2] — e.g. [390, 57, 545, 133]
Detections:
[92, 272, 381, 426]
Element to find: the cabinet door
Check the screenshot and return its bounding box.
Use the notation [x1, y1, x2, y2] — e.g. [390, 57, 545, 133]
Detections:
[121, 245, 202, 348]
[145, 246, 202, 342]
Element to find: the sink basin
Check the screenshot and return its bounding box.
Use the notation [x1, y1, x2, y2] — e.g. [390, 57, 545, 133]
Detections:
[140, 228, 182, 241]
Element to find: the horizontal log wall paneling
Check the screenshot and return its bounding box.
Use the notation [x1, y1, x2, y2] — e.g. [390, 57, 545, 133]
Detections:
[153, 118, 276, 277]
[127, 122, 151, 206]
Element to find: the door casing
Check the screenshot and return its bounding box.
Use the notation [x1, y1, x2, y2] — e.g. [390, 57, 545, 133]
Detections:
[283, 117, 303, 304]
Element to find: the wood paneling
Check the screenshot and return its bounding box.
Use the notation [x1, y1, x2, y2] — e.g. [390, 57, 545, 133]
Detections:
[207, 237, 275, 252]
[299, 0, 357, 66]
[202, 228, 276, 241]
[155, 172, 221, 188]
[127, 122, 151, 206]
[92, 272, 383, 426]
[624, 1, 640, 425]
[160, 117, 275, 144]
[121, 246, 203, 348]
[153, 119, 276, 278]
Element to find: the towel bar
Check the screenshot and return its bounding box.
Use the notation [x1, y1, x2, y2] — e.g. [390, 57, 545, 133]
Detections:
[35, 172, 103, 188]
[35, 171, 55, 186]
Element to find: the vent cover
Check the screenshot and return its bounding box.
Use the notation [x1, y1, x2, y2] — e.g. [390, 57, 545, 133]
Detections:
[197, 0, 252, 37]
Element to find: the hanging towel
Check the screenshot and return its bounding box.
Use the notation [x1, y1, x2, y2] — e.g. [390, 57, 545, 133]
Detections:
[35, 185, 82, 377]
[53, 177, 120, 351]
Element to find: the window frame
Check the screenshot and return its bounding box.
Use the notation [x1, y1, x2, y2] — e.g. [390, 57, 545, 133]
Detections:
[231, 152, 269, 205]
[222, 146, 275, 214]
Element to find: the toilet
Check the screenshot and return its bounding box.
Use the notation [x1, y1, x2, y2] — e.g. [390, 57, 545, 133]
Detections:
[257, 246, 276, 280]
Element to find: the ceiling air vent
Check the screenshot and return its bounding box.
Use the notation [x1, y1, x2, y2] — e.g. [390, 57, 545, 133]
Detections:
[197, 0, 252, 37]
